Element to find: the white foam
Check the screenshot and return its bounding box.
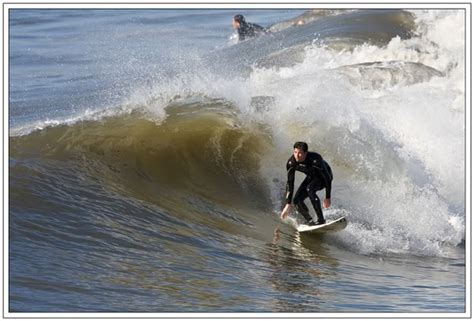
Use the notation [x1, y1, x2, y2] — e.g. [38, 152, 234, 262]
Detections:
[244, 10, 466, 256]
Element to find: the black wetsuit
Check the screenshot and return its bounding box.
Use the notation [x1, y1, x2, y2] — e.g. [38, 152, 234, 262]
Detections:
[237, 21, 267, 41]
[285, 152, 333, 224]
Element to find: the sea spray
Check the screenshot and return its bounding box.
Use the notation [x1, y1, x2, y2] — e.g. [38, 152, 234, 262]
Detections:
[243, 10, 465, 255]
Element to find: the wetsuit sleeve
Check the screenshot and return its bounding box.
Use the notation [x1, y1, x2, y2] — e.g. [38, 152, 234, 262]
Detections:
[312, 154, 332, 199]
[321, 161, 332, 199]
[285, 160, 295, 204]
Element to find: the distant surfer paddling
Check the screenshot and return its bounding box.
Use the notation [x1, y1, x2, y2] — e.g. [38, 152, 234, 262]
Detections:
[232, 14, 267, 42]
[281, 142, 333, 226]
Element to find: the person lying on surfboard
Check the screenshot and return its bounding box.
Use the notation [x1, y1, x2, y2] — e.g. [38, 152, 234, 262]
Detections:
[232, 14, 268, 42]
[280, 141, 333, 226]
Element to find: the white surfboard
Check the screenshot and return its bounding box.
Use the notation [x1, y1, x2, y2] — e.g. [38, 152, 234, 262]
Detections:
[297, 216, 347, 234]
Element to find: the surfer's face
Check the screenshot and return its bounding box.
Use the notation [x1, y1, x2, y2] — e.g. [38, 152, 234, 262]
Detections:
[293, 148, 307, 162]
[232, 19, 240, 29]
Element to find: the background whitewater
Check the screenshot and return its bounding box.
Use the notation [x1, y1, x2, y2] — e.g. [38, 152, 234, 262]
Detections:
[10, 9, 465, 258]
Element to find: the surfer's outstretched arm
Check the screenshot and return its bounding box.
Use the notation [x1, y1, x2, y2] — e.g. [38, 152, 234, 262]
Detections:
[281, 158, 296, 220]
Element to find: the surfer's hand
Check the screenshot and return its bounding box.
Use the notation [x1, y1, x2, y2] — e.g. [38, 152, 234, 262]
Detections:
[280, 204, 292, 220]
[323, 198, 331, 209]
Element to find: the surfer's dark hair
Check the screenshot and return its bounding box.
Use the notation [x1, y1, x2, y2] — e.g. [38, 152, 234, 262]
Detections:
[293, 142, 308, 152]
[233, 14, 245, 23]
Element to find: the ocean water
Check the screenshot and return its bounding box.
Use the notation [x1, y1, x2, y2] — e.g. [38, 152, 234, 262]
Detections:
[8, 7, 467, 314]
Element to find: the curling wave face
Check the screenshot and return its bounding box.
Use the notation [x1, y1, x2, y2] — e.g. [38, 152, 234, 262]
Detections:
[10, 99, 274, 214]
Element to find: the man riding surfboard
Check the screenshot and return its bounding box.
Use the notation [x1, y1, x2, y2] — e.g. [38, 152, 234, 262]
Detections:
[281, 142, 333, 226]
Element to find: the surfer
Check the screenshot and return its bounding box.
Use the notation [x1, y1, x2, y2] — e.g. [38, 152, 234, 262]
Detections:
[232, 14, 267, 42]
[281, 142, 333, 226]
